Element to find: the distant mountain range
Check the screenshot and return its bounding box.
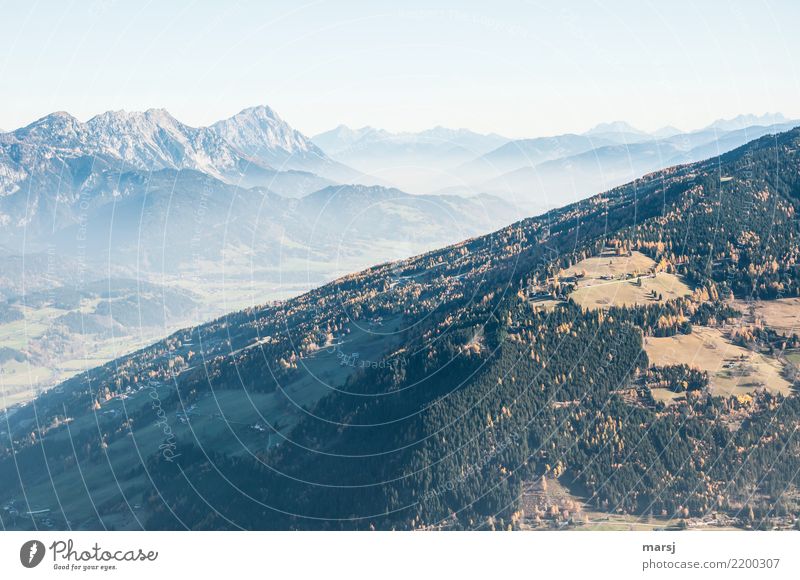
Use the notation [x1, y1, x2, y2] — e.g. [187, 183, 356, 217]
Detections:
[313, 125, 509, 161]
[2, 105, 346, 182]
[0, 105, 526, 314]
[313, 114, 799, 212]
[311, 125, 510, 194]
[5, 108, 793, 245]
[3, 106, 796, 287]
[471, 121, 799, 211]
[0, 106, 356, 238]
[706, 112, 789, 131]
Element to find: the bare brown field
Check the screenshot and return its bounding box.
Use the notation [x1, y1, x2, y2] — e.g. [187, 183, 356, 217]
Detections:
[561, 251, 692, 310]
[561, 250, 656, 280]
[733, 297, 800, 336]
[528, 298, 561, 312]
[645, 326, 792, 397]
[650, 388, 684, 406]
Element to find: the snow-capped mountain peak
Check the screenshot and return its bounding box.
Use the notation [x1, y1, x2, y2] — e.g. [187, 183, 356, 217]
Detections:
[209, 105, 324, 167]
[0, 104, 358, 232]
[13, 111, 84, 146]
[82, 108, 240, 176]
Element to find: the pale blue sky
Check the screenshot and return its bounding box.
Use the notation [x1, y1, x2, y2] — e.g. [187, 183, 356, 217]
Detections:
[1, 0, 799, 138]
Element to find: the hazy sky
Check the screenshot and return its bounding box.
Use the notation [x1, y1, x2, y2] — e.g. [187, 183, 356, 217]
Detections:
[1, 0, 799, 138]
